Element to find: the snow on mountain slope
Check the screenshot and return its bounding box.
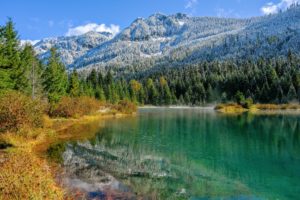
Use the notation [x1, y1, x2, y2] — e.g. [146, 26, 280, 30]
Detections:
[34, 31, 112, 66]
[34, 6, 300, 74]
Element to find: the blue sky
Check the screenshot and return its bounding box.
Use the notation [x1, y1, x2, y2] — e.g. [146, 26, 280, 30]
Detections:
[0, 0, 297, 40]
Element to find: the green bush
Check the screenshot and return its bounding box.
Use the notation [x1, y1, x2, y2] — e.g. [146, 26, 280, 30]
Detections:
[0, 91, 45, 133]
[242, 98, 253, 109]
[47, 143, 66, 163]
[234, 91, 245, 105]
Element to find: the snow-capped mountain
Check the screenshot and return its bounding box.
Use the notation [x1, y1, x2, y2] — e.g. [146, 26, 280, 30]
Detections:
[34, 31, 113, 66]
[34, 5, 300, 74]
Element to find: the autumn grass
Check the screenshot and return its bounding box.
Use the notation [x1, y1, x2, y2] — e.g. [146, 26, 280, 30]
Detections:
[214, 103, 248, 114]
[215, 103, 300, 114]
[0, 125, 64, 200]
[0, 101, 136, 200]
[0, 116, 102, 200]
[254, 103, 300, 110]
[0, 150, 64, 200]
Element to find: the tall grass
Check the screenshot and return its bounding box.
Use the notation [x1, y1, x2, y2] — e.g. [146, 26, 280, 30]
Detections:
[0, 151, 64, 199]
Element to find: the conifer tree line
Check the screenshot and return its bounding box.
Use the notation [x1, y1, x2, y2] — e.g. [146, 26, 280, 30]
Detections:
[0, 19, 173, 105]
[1, 19, 300, 106]
[0, 19, 44, 99]
[142, 52, 300, 105]
[67, 52, 300, 105]
[73, 69, 173, 105]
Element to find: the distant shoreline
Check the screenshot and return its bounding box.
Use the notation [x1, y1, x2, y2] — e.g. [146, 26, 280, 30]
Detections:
[139, 104, 300, 115]
[139, 105, 216, 109]
[215, 103, 300, 114]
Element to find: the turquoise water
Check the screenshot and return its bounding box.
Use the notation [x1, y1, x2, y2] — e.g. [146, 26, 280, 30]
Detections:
[57, 108, 300, 199]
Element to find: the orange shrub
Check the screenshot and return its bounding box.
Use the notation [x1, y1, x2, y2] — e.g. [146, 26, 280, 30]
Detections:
[49, 96, 102, 118]
[0, 91, 45, 133]
[112, 100, 137, 114]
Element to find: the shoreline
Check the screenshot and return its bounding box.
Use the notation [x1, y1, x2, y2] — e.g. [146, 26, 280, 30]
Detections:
[139, 105, 216, 109]
[215, 103, 300, 114]
[140, 104, 300, 115]
[1, 105, 300, 198]
[0, 111, 134, 199]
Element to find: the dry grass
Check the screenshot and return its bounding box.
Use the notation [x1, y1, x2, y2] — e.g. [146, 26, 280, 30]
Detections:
[0, 127, 57, 149]
[215, 103, 300, 114]
[0, 150, 64, 200]
[48, 96, 105, 118]
[215, 103, 248, 113]
[0, 97, 135, 200]
[111, 100, 137, 114]
[254, 103, 300, 110]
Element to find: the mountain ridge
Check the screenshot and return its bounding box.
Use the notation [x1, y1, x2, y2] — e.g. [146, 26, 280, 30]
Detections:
[34, 6, 300, 75]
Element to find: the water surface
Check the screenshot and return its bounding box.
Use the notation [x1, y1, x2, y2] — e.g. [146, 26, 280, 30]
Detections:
[52, 108, 300, 199]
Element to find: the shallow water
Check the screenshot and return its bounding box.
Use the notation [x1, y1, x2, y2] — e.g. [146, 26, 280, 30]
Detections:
[52, 108, 300, 199]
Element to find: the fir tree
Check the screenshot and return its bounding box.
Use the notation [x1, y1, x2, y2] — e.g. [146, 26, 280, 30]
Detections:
[0, 19, 20, 91]
[43, 48, 68, 102]
[145, 78, 159, 105]
[17, 44, 43, 98]
[129, 79, 142, 103]
[95, 86, 106, 101]
[159, 77, 172, 105]
[68, 69, 80, 97]
[287, 84, 297, 101]
[87, 69, 97, 88]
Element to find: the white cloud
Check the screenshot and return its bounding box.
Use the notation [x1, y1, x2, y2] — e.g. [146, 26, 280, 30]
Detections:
[65, 23, 120, 37]
[185, 0, 198, 9]
[261, 0, 299, 15]
[185, 0, 199, 16]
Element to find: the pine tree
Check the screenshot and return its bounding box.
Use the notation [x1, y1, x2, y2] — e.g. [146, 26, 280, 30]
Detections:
[43, 48, 68, 102]
[107, 83, 119, 103]
[277, 86, 284, 103]
[287, 84, 297, 101]
[68, 69, 80, 97]
[98, 71, 104, 87]
[87, 69, 97, 88]
[207, 84, 214, 103]
[82, 82, 95, 97]
[116, 80, 125, 100]
[105, 70, 113, 85]
[194, 82, 206, 104]
[95, 86, 106, 101]
[0, 26, 13, 91]
[16, 44, 43, 98]
[138, 86, 146, 105]
[260, 82, 270, 103]
[122, 79, 131, 101]
[0, 19, 20, 91]
[129, 79, 142, 103]
[159, 77, 172, 105]
[145, 78, 159, 105]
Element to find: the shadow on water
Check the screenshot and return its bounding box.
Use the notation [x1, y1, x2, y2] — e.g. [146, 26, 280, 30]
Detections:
[48, 108, 300, 200]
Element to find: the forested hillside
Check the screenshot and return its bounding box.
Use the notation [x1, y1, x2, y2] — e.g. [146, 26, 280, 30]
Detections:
[2, 6, 300, 106]
[33, 4, 300, 77]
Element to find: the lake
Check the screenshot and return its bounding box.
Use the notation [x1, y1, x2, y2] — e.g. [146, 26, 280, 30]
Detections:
[51, 108, 300, 200]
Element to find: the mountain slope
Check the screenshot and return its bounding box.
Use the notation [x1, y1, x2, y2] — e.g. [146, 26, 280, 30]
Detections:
[34, 31, 113, 66]
[34, 6, 300, 74]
